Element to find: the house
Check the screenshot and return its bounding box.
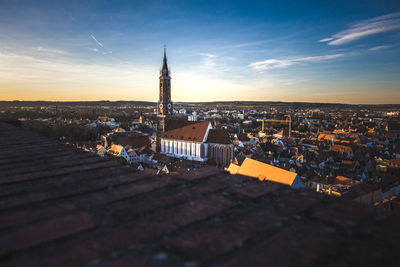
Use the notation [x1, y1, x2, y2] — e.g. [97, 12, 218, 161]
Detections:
[307, 175, 358, 196]
[138, 147, 155, 165]
[317, 133, 335, 144]
[108, 144, 130, 162]
[109, 135, 151, 149]
[331, 144, 353, 158]
[96, 145, 107, 157]
[226, 158, 306, 188]
[127, 148, 140, 163]
[225, 162, 240, 174]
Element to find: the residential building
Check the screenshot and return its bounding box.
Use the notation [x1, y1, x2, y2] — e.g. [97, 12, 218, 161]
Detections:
[226, 157, 306, 188]
[108, 144, 130, 162]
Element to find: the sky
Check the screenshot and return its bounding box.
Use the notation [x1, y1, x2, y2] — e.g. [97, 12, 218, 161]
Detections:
[0, 0, 400, 104]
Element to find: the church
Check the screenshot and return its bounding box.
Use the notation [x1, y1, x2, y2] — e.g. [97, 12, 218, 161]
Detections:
[156, 48, 233, 166]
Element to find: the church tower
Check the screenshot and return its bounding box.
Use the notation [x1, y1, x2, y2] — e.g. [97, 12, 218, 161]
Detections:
[157, 47, 173, 133]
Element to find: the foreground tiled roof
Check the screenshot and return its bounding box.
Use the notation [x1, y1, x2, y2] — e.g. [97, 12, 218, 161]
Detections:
[0, 121, 399, 266]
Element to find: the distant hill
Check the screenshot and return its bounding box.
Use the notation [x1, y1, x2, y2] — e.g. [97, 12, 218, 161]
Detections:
[0, 100, 399, 110]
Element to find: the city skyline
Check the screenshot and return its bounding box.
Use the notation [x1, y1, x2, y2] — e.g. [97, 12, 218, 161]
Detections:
[1, 0, 400, 104]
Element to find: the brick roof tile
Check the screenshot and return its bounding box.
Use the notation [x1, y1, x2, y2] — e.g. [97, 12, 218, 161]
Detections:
[0, 121, 399, 266]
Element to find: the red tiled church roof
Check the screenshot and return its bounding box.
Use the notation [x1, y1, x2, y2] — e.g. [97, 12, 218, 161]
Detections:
[206, 129, 231, 144]
[162, 120, 210, 142]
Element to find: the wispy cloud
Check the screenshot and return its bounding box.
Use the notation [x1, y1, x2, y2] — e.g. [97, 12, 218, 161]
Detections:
[89, 47, 99, 52]
[369, 45, 392, 51]
[320, 12, 400, 45]
[90, 34, 104, 48]
[249, 54, 345, 70]
[32, 46, 68, 55]
[217, 40, 269, 49]
[0, 51, 156, 100]
[200, 53, 217, 69]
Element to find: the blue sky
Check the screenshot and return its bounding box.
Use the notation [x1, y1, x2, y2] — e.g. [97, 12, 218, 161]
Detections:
[0, 0, 399, 103]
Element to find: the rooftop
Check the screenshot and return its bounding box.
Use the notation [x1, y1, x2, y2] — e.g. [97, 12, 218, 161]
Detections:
[162, 120, 210, 142]
[0, 121, 399, 266]
[206, 129, 231, 144]
[228, 158, 299, 187]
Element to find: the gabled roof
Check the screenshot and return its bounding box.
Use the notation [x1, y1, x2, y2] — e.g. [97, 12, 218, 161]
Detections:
[206, 129, 231, 144]
[162, 120, 210, 142]
[111, 135, 150, 148]
[333, 129, 348, 135]
[108, 144, 124, 155]
[226, 163, 240, 174]
[165, 120, 194, 131]
[236, 158, 298, 186]
[318, 133, 335, 141]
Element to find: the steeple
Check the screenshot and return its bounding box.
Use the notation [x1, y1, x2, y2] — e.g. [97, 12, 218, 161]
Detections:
[160, 46, 170, 77]
[157, 46, 173, 134]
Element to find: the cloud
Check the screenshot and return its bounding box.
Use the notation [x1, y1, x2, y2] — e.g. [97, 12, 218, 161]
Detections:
[88, 47, 99, 52]
[0, 51, 156, 100]
[199, 53, 217, 69]
[249, 54, 345, 70]
[319, 38, 333, 42]
[90, 34, 104, 48]
[200, 53, 216, 58]
[32, 46, 68, 55]
[369, 45, 391, 51]
[320, 12, 400, 45]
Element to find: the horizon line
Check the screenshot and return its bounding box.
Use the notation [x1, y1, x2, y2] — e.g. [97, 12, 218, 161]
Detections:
[1, 100, 399, 106]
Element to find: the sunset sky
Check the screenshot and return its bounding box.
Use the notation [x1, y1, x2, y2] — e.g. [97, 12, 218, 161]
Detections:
[0, 0, 400, 104]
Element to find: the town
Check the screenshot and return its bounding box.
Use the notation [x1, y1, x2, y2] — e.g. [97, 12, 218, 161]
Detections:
[1, 97, 399, 210]
[2, 49, 400, 210]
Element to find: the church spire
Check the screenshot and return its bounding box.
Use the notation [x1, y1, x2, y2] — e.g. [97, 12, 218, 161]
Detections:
[161, 46, 169, 77]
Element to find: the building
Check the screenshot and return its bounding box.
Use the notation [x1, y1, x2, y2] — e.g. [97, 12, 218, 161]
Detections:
[107, 144, 130, 161]
[160, 120, 211, 162]
[96, 144, 107, 157]
[159, 120, 234, 165]
[207, 129, 234, 167]
[157, 47, 173, 133]
[331, 144, 353, 158]
[226, 157, 306, 188]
